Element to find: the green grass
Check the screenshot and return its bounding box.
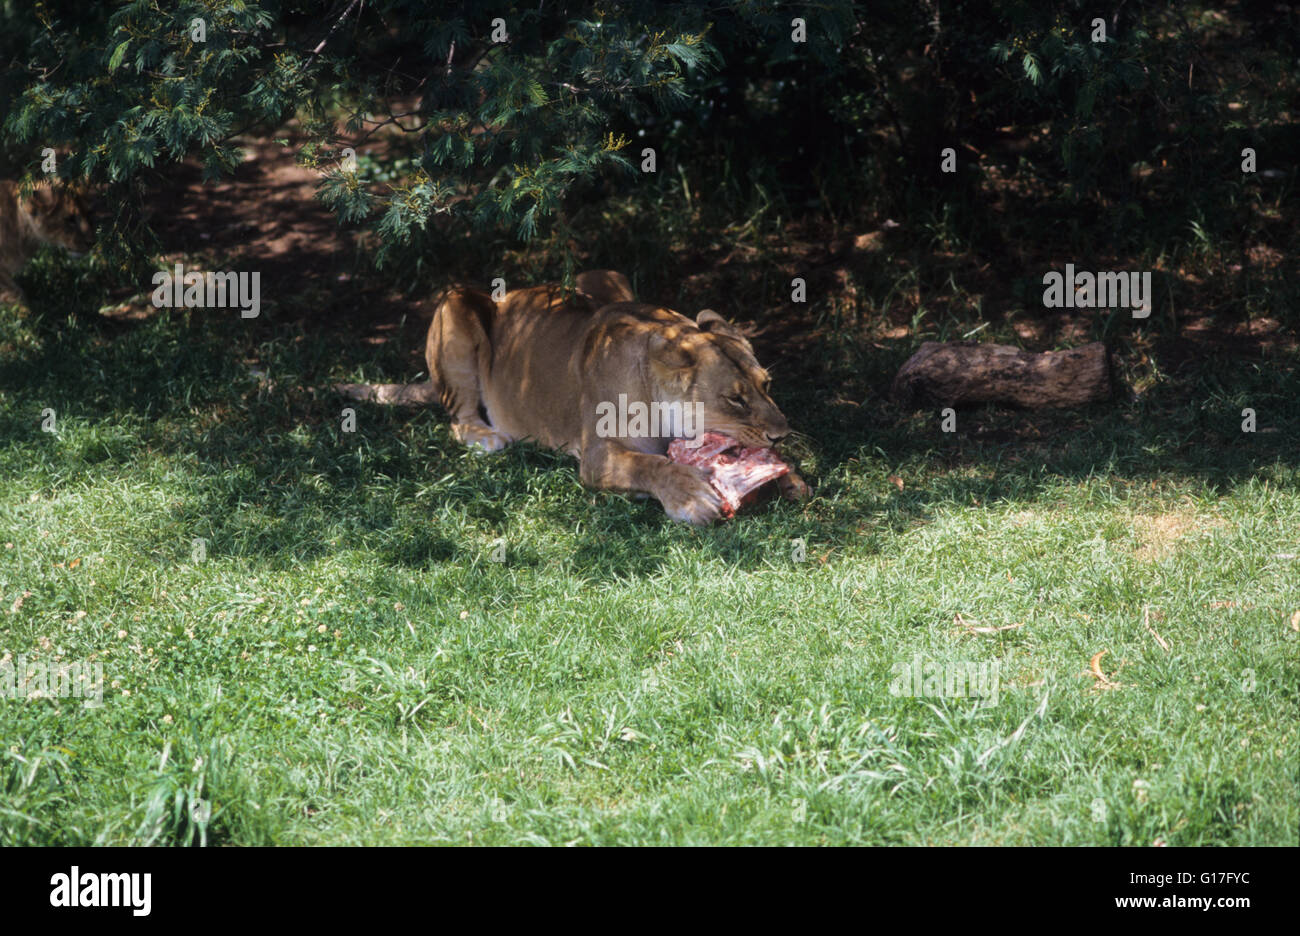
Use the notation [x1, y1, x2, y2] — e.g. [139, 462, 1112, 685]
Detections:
[0, 248, 1297, 846]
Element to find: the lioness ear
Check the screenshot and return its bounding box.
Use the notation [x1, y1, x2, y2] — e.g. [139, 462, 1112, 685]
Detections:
[696, 309, 744, 340]
[576, 270, 634, 306]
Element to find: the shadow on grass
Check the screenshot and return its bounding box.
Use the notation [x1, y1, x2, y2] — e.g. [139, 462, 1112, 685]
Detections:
[1, 248, 1297, 583]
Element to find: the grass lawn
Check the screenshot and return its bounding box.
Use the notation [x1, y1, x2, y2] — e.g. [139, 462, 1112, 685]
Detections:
[1, 244, 1297, 846]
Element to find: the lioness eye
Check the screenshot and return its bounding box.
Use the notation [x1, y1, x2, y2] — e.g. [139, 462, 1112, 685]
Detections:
[725, 394, 747, 409]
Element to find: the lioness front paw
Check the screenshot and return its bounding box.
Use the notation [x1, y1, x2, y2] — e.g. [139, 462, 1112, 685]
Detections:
[453, 423, 513, 453]
[657, 463, 725, 526]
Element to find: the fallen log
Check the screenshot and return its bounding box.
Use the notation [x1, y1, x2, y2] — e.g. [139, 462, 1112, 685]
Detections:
[891, 340, 1110, 409]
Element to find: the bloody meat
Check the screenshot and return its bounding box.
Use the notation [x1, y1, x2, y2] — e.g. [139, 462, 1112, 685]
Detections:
[666, 431, 791, 519]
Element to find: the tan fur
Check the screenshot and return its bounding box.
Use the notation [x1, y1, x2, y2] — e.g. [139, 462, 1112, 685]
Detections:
[424, 269, 807, 525]
[0, 180, 94, 307]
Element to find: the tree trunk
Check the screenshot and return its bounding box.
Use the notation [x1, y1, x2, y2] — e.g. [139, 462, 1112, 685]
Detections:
[891, 341, 1110, 409]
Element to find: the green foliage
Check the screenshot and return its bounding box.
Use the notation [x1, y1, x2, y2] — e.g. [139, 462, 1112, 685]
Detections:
[2, 1, 736, 271]
[2, 1, 1294, 278]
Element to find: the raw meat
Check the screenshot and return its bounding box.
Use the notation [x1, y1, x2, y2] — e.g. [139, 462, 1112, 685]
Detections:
[666, 431, 791, 519]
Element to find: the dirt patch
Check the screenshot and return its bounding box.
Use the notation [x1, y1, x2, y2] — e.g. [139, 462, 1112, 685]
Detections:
[141, 132, 431, 354]
[1132, 511, 1228, 562]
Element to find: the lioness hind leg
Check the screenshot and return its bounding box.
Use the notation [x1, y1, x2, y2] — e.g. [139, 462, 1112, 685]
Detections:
[426, 286, 514, 452]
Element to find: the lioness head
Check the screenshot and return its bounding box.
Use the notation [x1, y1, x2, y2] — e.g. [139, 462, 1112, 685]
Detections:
[648, 309, 792, 449]
[22, 182, 95, 256]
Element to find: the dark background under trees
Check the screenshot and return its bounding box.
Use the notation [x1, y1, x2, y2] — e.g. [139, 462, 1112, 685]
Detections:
[1, 0, 1296, 481]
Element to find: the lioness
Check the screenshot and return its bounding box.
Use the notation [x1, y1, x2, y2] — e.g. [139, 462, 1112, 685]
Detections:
[424, 270, 808, 525]
[0, 179, 94, 306]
